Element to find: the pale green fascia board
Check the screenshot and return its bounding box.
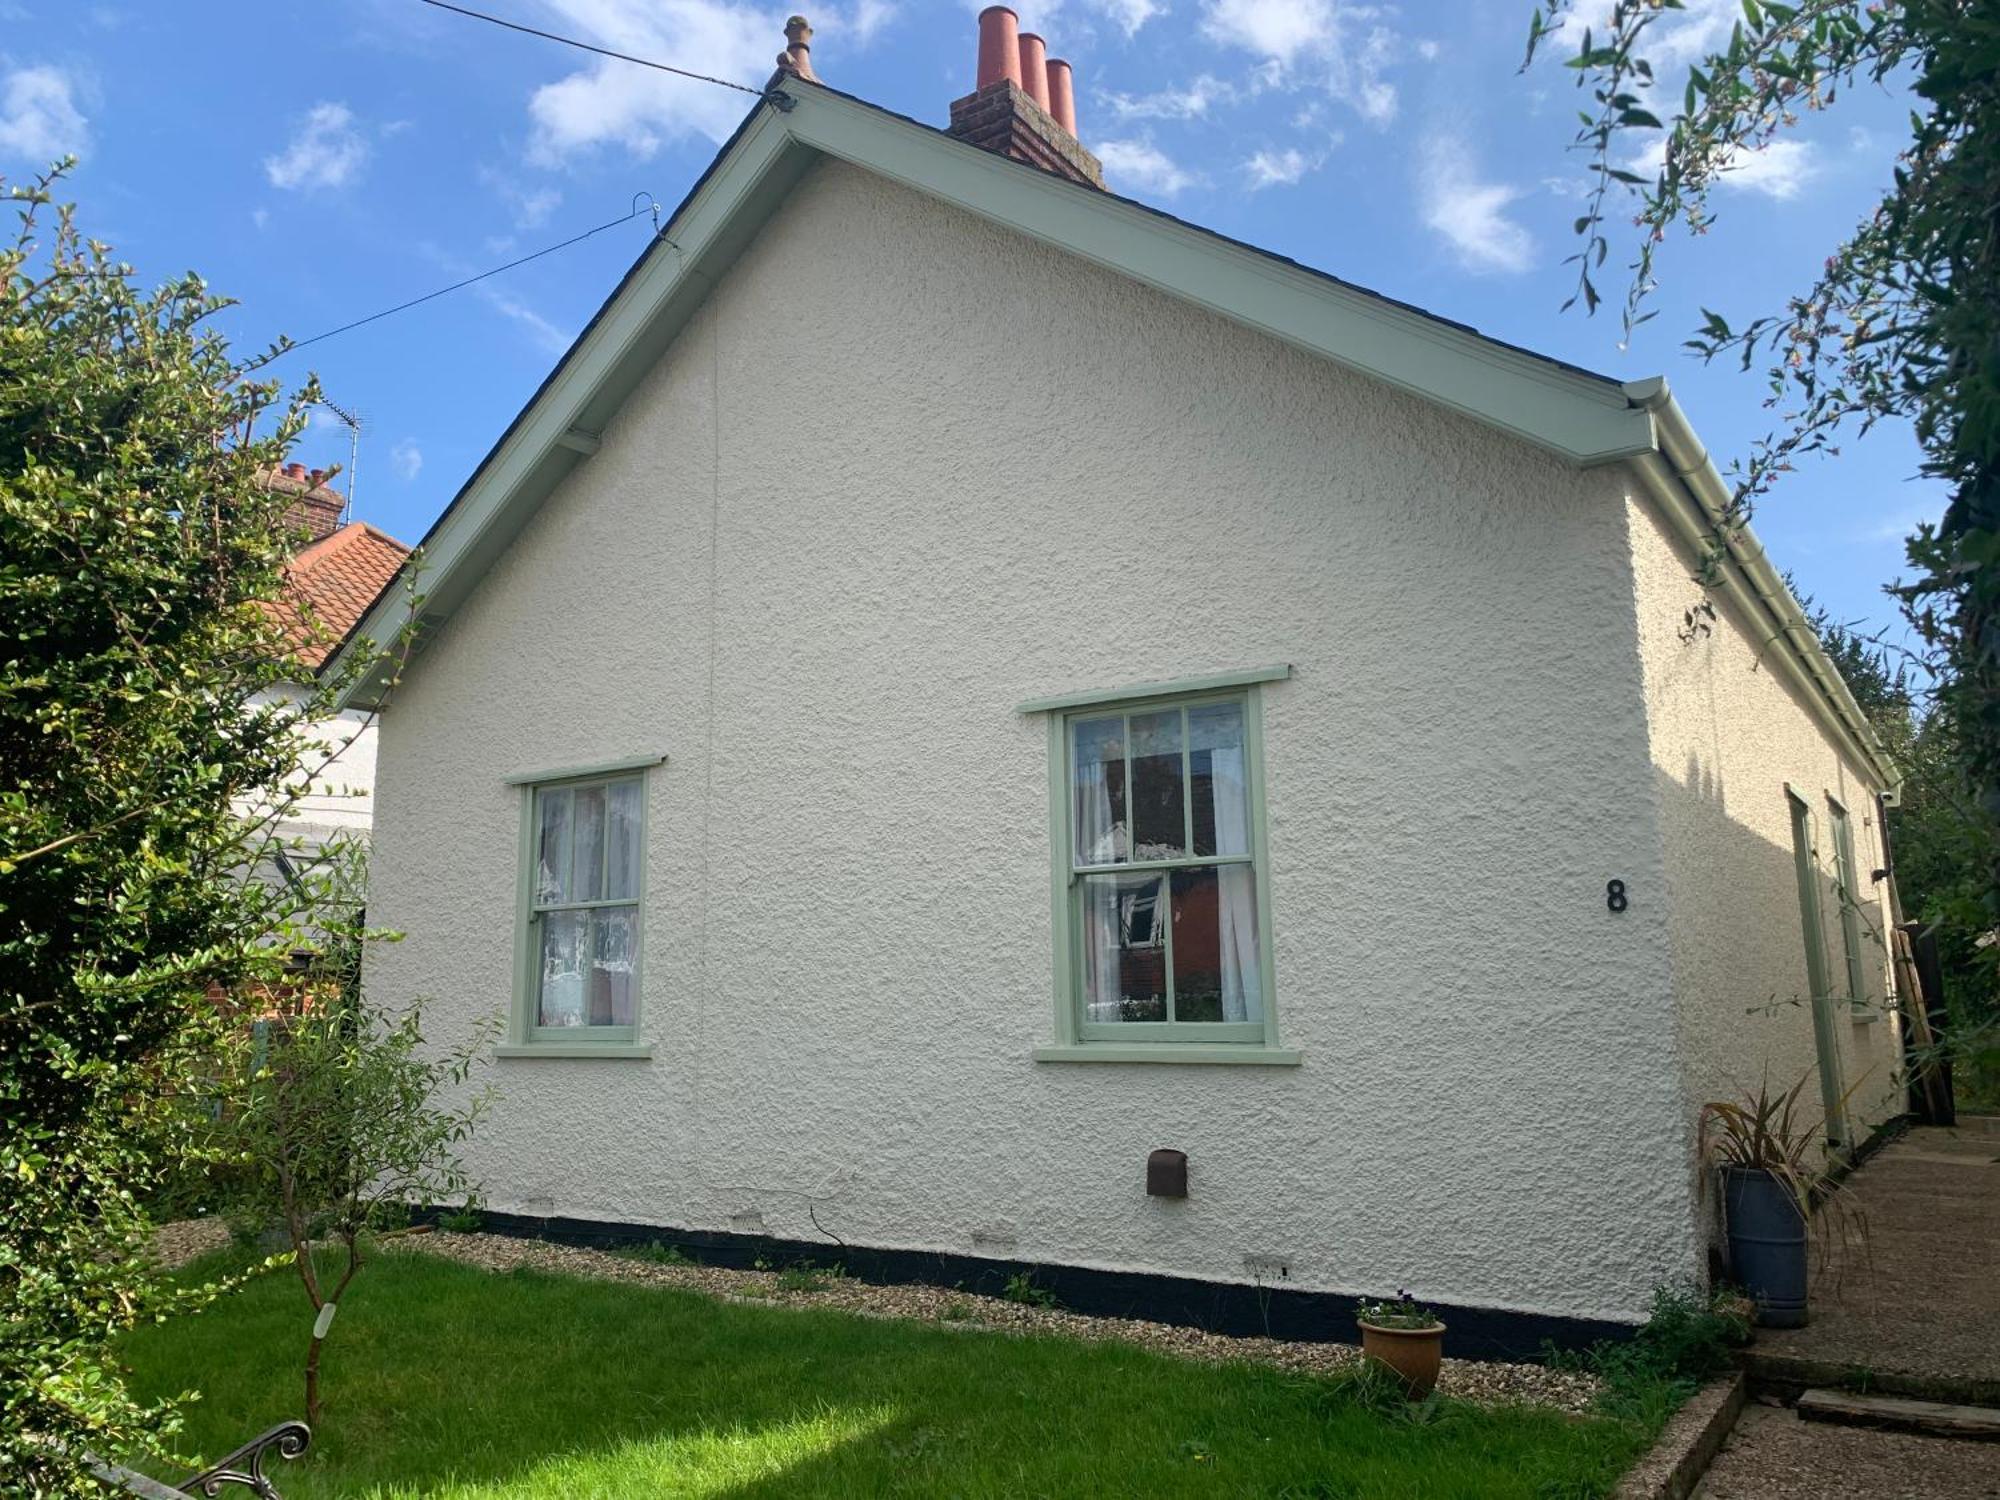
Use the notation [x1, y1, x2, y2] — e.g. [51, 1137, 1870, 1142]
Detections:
[494, 1043, 655, 1060]
[1033, 1045, 1303, 1066]
[328, 103, 810, 711]
[1018, 664, 1291, 715]
[503, 753, 667, 787]
[784, 85, 1652, 468]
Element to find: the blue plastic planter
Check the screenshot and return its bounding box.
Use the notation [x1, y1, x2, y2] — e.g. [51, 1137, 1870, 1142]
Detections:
[1723, 1165, 1808, 1328]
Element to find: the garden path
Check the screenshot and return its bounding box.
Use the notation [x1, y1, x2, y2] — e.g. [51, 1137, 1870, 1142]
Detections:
[1697, 1121, 2000, 1499]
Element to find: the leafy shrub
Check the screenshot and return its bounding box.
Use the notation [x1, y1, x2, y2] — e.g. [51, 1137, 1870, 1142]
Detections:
[776, 1261, 843, 1293]
[1549, 1286, 1750, 1424]
[0, 167, 400, 1492]
[1355, 1290, 1442, 1330]
[1002, 1272, 1058, 1308]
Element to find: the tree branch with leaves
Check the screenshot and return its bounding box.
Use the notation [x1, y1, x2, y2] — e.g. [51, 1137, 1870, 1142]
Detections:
[204, 843, 496, 1428]
[0, 163, 413, 1491]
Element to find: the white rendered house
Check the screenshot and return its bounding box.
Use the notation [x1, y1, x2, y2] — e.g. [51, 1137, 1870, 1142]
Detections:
[329, 19, 1905, 1354]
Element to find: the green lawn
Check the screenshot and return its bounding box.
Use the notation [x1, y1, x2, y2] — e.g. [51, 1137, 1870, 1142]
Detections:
[121, 1248, 1653, 1498]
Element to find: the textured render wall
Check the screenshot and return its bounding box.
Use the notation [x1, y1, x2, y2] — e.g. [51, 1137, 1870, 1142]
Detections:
[367, 159, 1702, 1325]
[1625, 496, 1904, 1184]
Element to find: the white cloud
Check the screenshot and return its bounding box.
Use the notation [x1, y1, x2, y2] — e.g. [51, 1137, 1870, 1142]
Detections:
[1540, 0, 1740, 80]
[526, 2, 783, 163]
[1717, 138, 1817, 200]
[1199, 0, 1400, 124]
[1244, 146, 1324, 190]
[1092, 0, 1164, 34]
[251, 207, 270, 231]
[0, 65, 90, 163]
[1419, 137, 1535, 274]
[843, 0, 898, 43]
[390, 439, 423, 483]
[1646, 0, 1741, 70]
[963, 0, 1067, 30]
[1093, 138, 1203, 197]
[1622, 132, 1818, 200]
[515, 187, 560, 226]
[1104, 74, 1234, 121]
[475, 283, 571, 356]
[481, 164, 562, 229]
[953, 0, 1157, 45]
[1201, 0, 1331, 66]
[415, 234, 574, 355]
[265, 102, 368, 191]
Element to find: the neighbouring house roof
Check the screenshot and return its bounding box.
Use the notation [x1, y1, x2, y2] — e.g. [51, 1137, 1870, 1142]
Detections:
[277, 520, 412, 669]
[323, 74, 1896, 789]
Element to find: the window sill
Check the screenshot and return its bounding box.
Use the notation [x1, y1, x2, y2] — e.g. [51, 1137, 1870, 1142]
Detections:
[494, 1042, 655, 1060]
[1033, 1044, 1302, 1066]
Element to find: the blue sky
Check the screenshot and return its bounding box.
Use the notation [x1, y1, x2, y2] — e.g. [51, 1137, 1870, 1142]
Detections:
[3, 0, 1940, 638]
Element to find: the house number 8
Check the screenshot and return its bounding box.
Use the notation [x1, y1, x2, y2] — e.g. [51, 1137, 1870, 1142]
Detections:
[1606, 880, 1628, 914]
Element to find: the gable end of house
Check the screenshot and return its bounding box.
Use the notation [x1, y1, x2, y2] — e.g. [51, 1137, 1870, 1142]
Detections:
[323, 78, 1892, 792]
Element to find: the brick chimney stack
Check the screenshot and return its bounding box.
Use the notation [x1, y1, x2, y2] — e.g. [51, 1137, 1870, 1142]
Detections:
[948, 7, 1104, 189]
[268, 461, 345, 543]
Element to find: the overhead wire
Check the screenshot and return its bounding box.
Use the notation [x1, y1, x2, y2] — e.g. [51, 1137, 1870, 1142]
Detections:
[415, 0, 768, 97]
[274, 199, 663, 359]
[270, 0, 772, 359]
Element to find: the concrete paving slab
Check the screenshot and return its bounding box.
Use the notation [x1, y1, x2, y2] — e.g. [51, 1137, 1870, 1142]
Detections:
[1748, 1125, 2000, 1405]
[1696, 1404, 2000, 1499]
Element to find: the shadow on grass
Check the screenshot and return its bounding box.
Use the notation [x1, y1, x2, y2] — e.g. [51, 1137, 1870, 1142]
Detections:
[122, 1249, 1648, 1499]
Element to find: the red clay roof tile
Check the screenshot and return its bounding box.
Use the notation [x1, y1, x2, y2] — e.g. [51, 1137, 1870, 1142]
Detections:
[274, 521, 411, 669]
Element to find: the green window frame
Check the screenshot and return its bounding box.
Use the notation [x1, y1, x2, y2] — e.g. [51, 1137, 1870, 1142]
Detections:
[507, 760, 657, 1056]
[1826, 795, 1874, 1020]
[1029, 672, 1291, 1063]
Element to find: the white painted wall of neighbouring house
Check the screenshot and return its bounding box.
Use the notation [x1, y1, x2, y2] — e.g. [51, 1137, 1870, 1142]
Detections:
[367, 159, 1706, 1327]
[1627, 498, 1905, 1191]
[244, 684, 381, 850]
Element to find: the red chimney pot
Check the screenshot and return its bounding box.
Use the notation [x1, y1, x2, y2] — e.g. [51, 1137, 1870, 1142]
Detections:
[950, 9, 1106, 189]
[975, 6, 1021, 89]
[1046, 57, 1076, 134]
[1018, 32, 1049, 110]
[285, 462, 307, 479]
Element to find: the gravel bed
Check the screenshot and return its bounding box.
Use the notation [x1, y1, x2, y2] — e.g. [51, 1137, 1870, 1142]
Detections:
[400, 1230, 1602, 1414]
[152, 1216, 232, 1270]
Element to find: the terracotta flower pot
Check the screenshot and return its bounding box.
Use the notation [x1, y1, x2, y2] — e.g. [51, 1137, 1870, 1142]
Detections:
[1358, 1318, 1446, 1398]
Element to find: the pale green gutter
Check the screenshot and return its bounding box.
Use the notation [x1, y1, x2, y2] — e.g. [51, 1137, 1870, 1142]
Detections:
[1623, 377, 1900, 796]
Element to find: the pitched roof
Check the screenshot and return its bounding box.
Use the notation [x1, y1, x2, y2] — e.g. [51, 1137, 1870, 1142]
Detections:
[277, 521, 411, 669]
[324, 76, 1894, 788]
